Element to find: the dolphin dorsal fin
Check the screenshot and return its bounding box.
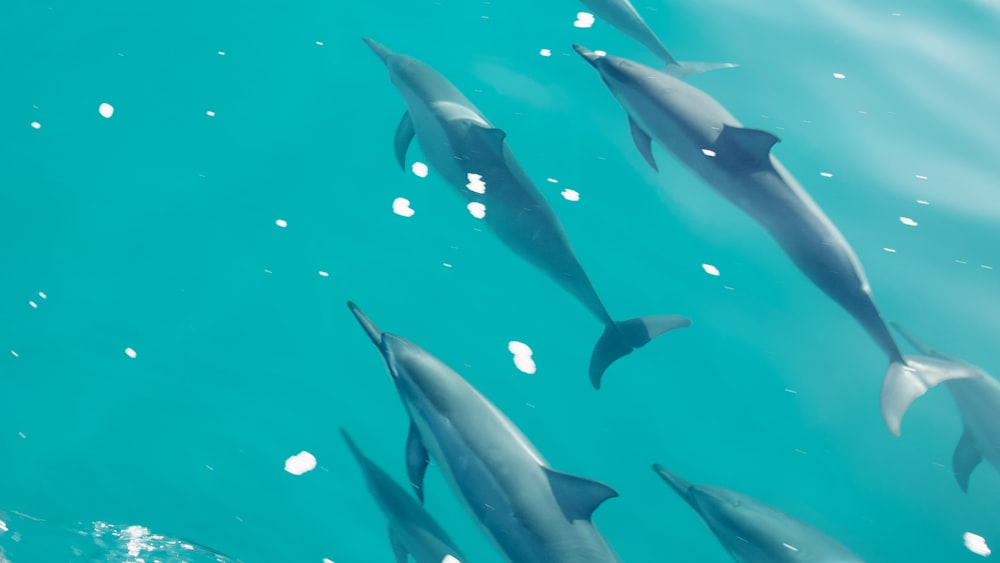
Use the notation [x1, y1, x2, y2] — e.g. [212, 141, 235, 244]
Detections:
[406, 422, 430, 503]
[713, 125, 780, 171]
[542, 467, 618, 522]
[467, 124, 508, 159]
[394, 112, 415, 170]
[388, 527, 408, 563]
[954, 428, 983, 493]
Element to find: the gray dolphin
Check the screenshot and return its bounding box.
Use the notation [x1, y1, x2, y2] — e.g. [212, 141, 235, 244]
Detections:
[341, 429, 466, 563]
[572, 44, 975, 434]
[891, 324, 999, 492]
[363, 38, 691, 389]
[347, 301, 622, 563]
[576, 0, 736, 76]
[653, 465, 864, 562]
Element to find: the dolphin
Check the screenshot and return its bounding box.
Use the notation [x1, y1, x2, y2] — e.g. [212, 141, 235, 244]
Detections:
[575, 0, 737, 76]
[341, 429, 466, 563]
[363, 38, 691, 389]
[891, 324, 999, 493]
[347, 301, 622, 563]
[653, 465, 864, 562]
[572, 44, 975, 434]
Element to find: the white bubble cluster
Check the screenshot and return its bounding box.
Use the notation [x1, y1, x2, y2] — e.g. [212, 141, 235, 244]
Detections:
[393, 197, 415, 217]
[466, 173, 486, 194]
[284, 451, 317, 475]
[574, 12, 595, 28]
[964, 532, 991, 557]
[508, 341, 536, 374]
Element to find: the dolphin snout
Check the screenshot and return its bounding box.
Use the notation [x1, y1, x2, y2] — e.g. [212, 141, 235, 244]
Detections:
[572, 44, 601, 67]
[347, 301, 385, 348]
[362, 37, 392, 64]
[653, 464, 696, 507]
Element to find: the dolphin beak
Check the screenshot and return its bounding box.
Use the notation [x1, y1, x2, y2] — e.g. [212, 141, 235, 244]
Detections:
[572, 44, 600, 68]
[347, 301, 385, 349]
[362, 37, 392, 65]
[340, 428, 365, 464]
[652, 464, 697, 507]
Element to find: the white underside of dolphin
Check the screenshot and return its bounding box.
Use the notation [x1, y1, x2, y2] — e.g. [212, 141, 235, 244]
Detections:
[571, 44, 976, 435]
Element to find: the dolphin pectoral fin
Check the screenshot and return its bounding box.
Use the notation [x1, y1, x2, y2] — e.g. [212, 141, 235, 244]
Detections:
[953, 429, 982, 493]
[713, 125, 781, 171]
[628, 116, 658, 171]
[541, 467, 618, 522]
[881, 355, 980, 436]
[665, 61, 739, 79]
[652, 464, 696, 507]
[590, 315, 692, 389]
[388, 527, 408, 563]
[406, 422, 430, 503]
[394, 112, 414, 170]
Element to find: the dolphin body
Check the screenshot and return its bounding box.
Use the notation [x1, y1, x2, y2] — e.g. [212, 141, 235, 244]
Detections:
[347, 302, 622, 563]
[363, 38, 691, 389]
[576, 0, 736, 76]
[572, 44, 974, 434]
[653, 465, 864, 562]
[340, 429, 466, 563]
[892, 324, 1000, 492]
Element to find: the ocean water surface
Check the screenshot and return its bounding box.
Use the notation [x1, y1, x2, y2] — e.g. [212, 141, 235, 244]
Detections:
[2, 0, 999, 561]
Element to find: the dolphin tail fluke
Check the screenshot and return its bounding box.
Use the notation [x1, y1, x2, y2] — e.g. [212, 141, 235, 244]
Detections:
[665, 61, 739, 79]
[881, 355, 979, 436]
[590, 315, 691, 389]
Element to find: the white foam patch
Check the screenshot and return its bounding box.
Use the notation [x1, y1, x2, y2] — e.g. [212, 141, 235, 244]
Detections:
[514, 355, 536, 375]
[833, 73, 846, 79]
[561, 189, 580, 201]
[508, 341, 532, 356]
[218, 51, 226, 56]
[98, 103, 115, 118]
[782, 543, 799, 552]
[899, 216, 919, 226]
[206, 110, 216, 117]
[594, 50, 607, 57]
[820, 172, 833, 178]
[573, 11, 595, 28]
[547, 178, 558, 183]
[318, 271, 329, 277]
[702, 148, 717, 157]
[411, 162, 429, 178]
[442, 556, 461, 563]
[702, 263, 721, 276]
[10, 350, 18, 358]
[38, 291, 47, 299]
[0, 519, 7, 533]
[539, 49, 551, 57]
[315, 41, 324, 46]
[125, 347, 137, 359]
[883, 247, 897, 253]
[275, 219, 288, 228]
[30, 121, 41, 129]
[915, 174, 928, 180]
[28, 300, 37, 308]
[917, 199, 929, 205]
[964, 532, 991, 557]
[467, 202, 486, 219]
[393, 197, 415, 217]
[466, 173, 486, 194]
[323, 559, 335, 563]
[284, 451, 317, 475]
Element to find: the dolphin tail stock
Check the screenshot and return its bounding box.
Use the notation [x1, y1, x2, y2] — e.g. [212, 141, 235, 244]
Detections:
[880, 355, 979, 436]
[590, 314, 691, 389]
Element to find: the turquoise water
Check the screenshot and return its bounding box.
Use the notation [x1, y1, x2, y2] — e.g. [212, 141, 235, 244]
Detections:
[2, 0, 999, 561]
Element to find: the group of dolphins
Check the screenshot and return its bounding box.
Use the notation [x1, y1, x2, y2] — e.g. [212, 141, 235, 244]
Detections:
[336, 1, 1000, 561]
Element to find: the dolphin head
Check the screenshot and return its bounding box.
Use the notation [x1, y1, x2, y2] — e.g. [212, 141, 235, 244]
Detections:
[347, 302, 467, 416]
[362, 38, 435, 94]
[573, 44, 652, 88]
[654, 465, 756, 537]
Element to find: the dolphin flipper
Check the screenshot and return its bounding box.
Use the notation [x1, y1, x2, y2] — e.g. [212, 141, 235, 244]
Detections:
[590, 315, 691, 389]
[394, 112, 415, 170]
[881, 356, 979, 436]
[628, 116, 657, 171]
[406, 422, 430, 502]
[953, 428, 982, 493]
[388, 527, 408, 563]
[542, 467, 618, 522]
[667, 61, 739, 79]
